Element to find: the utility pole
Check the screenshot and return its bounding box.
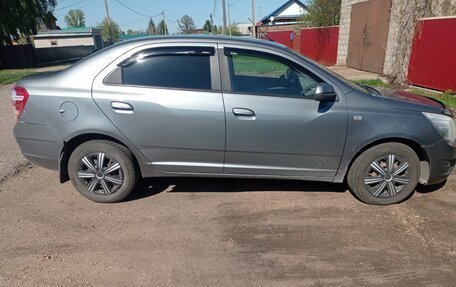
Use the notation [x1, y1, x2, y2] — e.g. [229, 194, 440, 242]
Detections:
[251, 0, 256, 38]
[104, 0, 111, 25]
[210, 14, 214, 34]
[161, 10, 167, 34]
[222, 0, 227, 35]
[227, 3, 231, 36]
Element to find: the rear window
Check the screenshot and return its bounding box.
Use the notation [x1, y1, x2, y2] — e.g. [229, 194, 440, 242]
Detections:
[121, 54, 211, 90]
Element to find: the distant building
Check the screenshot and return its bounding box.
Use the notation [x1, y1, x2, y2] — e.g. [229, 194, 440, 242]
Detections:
[258, 0, 308, 26]
[256, 0, 308, 36]
[238, 23, 252, 36]
[33, 27, 104, 50]
[43, 12, 59, 31]
[119, 33, 149, 41]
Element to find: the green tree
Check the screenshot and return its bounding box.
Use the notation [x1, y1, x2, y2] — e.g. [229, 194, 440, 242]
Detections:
[301, 0, 341, 27]
[146, 18, 156, 35]
[157, 19, 169, 35]
[64, 9, 86, 28]
[0, 0, 56, 45]
[127, 29, 141, 35]
[203, 20, 212, 33]
[228, 23, 242, 36]
[177, 15, 196, 34]
[99, 17, 120, 44]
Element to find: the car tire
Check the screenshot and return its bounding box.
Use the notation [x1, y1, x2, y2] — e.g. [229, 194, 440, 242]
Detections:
[68, 140, 139, 203]
[347, 143, 420, 205]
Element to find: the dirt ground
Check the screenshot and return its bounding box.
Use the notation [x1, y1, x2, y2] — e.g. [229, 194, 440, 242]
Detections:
[328, 66, 385, 81]
[1, 78, 456, 286]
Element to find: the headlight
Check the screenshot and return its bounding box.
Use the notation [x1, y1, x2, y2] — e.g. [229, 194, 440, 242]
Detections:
[423, 112, 456, 144]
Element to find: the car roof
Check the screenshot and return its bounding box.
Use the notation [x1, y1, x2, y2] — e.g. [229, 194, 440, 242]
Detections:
[116, 35, 288, 50]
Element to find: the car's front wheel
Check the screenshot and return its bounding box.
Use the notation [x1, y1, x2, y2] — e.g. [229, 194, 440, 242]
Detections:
[347, 143, 420, 205]
[68, 140, 138, 203]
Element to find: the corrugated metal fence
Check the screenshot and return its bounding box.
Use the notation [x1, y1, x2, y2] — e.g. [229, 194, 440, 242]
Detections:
[0, 45, 36, 69]
[266, 30, 296, 49]
[266, 26, 339, 66]
[34, 45, 95, 64]
[300, 26, 339, 66]
[408, 17, 456, 92]
[0, 45, 97, 69]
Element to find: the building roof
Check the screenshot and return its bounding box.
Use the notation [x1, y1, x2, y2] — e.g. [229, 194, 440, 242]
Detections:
[119, 33, 149, 41]
[34, 27, 100, 38]
[259, 0, 308, 25]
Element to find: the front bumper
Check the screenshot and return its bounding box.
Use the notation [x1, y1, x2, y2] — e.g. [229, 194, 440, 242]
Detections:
[424, 139, 456, 185]
[13, 121, 63, 171]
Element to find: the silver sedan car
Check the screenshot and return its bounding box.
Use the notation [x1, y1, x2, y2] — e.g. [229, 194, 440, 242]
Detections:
[12, 36, 456, 204]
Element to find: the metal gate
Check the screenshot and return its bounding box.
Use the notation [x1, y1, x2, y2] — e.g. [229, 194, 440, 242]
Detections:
[347, 0, 392, 73]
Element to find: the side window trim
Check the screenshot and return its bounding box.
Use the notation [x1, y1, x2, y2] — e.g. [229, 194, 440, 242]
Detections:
[103, 45, 221, 92]
[119, 46, 215, 67]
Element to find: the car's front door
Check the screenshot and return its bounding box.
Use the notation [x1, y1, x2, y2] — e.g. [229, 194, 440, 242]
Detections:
[220, 47, 348, 180]
[92, 44, 225, 174]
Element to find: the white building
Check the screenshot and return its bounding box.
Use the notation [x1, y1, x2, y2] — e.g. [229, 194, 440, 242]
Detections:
[33, 27, 104, 50]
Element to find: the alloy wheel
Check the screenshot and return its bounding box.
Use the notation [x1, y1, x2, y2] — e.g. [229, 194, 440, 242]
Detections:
[77, 152, 124, 195]
[364, 154, 410, 198]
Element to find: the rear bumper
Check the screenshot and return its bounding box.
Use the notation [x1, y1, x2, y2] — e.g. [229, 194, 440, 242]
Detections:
[13, 121, 62, 171]
[424, 140, 456, 185]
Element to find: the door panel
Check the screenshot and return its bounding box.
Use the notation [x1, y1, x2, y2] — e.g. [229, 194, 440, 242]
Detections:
[92, 87, 225, 173]
[221, 47, 348, 179]
[223, 93, 347, 179]
[92, 44, 225, 174]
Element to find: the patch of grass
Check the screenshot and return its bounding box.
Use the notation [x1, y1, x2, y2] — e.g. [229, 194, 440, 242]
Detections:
[0, 69, 36, 85]
[410, 88, 456, 108]
[233, 54, 288, 77]
[352, 78, 389, 88]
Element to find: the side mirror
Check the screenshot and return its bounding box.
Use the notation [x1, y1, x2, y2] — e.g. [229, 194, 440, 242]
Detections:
[314, 83, 336, 102]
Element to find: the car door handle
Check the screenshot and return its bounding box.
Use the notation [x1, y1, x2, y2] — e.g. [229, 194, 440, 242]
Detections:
[232, 108, 256, 119]
[111, 101, 134, 114]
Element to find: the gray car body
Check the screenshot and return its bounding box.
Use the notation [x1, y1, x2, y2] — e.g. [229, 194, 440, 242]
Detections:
[13, 36, 456, 185]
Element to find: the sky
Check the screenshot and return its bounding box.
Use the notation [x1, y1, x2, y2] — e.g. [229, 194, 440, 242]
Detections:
[53, 0, 287, 33]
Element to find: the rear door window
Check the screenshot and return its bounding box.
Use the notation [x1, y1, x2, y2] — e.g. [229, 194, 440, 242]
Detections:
[108, 47, 214, 91]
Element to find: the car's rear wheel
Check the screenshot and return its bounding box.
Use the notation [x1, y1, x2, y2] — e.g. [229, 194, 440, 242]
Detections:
[68, 140, 138, 203]
[347, 143, 420, 205]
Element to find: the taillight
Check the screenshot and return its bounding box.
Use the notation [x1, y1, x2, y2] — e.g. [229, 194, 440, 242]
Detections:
[11, 86, 29, 120]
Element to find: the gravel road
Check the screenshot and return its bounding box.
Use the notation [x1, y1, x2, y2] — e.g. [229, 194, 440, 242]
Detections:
[1, 83, 456, 286]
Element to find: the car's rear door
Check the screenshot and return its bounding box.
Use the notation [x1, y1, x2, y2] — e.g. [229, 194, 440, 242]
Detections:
[92, 43, 225, 174]
[219, 45, 348, 180]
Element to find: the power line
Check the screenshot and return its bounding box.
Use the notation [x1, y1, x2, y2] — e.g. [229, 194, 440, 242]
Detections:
[55, 0, 90, 11]
[112, 0, 161, 18]
[231, 5, 249, 16]
[56, 0, 96, 17]
[120, 17, 149, 27]
[76, 0, 96, 9]
[119, 0, 163, 15]
[212, 0, 218, 17]
[165, 16, 178, 24]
